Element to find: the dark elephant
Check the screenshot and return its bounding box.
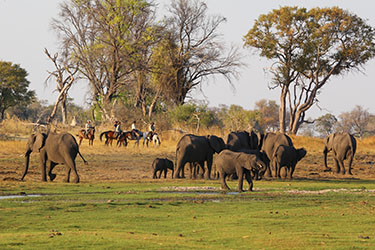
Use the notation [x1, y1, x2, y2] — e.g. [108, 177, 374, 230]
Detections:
[174, 134, 226, 179]
[226, 130, 260, 151]
[272, 145, 306, 179]
[152, 158, 174, 179]
[21, 131, 87, 183]
[323, 132, 356, 175]
[261, 132, 293, 177]
[214, 149, 267, 192]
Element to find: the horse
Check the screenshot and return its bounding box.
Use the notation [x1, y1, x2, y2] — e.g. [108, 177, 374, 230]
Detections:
[77, 127, 95, 146]
[100, 130, 117, 146]
[117, 130, 143, 147]
[143, 132, 161, 147]
[116, 132, 128, 147]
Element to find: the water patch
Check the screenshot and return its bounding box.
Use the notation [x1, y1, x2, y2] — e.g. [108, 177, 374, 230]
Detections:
[0, 194, 41, 200]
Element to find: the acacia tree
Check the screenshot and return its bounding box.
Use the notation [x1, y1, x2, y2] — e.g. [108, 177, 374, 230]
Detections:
[52, 0, 156, 120]
[244, 6, 375, 134]
[0, 61, 35, 120]
[163, 0, 242, 105]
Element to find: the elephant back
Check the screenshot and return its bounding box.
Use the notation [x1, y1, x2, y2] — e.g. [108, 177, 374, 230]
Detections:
[226, 131, 259, 151]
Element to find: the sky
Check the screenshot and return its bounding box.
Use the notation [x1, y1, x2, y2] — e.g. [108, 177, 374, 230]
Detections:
[1, 0, 375, 119]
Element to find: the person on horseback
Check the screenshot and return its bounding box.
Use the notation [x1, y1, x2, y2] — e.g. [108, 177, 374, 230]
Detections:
[131, 120, 139, 139]
[84, 120, 93, 138]
[114, 121, 122, 139]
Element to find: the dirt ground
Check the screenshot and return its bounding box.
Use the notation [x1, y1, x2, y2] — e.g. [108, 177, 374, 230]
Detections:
[2, 136, 375, 183]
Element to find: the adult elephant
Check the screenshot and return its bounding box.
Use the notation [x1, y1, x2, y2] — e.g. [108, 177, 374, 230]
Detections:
[323, 132, 357, 175]
[215, 149, 267, 192]
[174, 134, 226, 179]
[261, 132, 293, 177]
[226, 130, 260, 151]
[21, 131, 87, 183]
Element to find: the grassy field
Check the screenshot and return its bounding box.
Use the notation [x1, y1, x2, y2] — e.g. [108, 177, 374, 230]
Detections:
[1, 125, 375, 249]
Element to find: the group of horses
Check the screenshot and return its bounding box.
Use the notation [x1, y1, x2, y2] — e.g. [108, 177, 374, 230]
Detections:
[76, 127, 161, 147]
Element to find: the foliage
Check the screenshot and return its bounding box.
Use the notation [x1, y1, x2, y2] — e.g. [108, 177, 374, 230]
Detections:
[315, 113, 338, 137]
[218, 104, 259, 132]
[244, 6, 375, 134]
[337, 105, 374, 137]
[254, 99, 279, 132]
[0, 61, 35, 121]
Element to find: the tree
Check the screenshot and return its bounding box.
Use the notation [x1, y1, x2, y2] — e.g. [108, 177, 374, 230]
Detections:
[244, 6, 375, 134]
[45, 48, 79, 124]
[52, 0, 156, 120]
[163, 0, 242, 105]
[254, 99, 279, 132]
[315, 113, 337, 136]
[337, 105, 372, 138]
[0, 61, 35, 121]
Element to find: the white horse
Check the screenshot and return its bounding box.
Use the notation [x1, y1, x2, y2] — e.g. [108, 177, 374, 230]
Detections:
[142, 132, 161, 147]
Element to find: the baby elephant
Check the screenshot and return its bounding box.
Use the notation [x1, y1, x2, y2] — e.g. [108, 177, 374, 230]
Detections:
[215, 149, 267, 192]
[152, 158, 174, 179]
[272, 145, 306, 179]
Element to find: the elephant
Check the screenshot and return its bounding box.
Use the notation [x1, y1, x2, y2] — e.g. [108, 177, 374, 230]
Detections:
[21, 131, 87, 183]
[323, 132, 357, 175]
[261, 132, 293, 177]
[214, 149, 267, 192]
[272, 145, 306, 179]
[226, 130, 260, 151]
[152, 158, 174, 179]
[174, 134, 226, 179]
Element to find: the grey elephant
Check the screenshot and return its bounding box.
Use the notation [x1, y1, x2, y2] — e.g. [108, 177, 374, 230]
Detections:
[174, 134, 226, 179]
[21, 131, 87, 183]
[261, 132, 293, 177]
[272, 145, 306, 179]
[323, 132, 356, 175]
[214, 149, 267, 192]
[152, 158, 174, 179]
[226, 130, 262, 151]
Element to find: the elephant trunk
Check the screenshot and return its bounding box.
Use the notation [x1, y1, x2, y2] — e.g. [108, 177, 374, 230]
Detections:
[257, 160, 268, 179]
[21, 151, 31, 181]
[323, 148, 331, 172]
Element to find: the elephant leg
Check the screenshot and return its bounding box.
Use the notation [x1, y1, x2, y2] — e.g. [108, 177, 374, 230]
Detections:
[198, 162, 205, 179]
[333, 158, 340, 174]
[236, 167, 244, 192]
[39, 153, 47, 182]
[158, 169, 162, 178]
[289, 165, 295, 179]
[164, 169, 167, 178]
[64, 168, 71, 183]
[47, 161, 57, 181]
[265, 161, 273, 178]
[347, 155, 354, 175]
[338, 160, 346, 175]
[274, 162, 281, 179]
[244, 170, 253, 191]
[153, 170, 157, 179]
[206, 156, 213, 180]
[189, 163, 194, 179]
[64, 157, 79, 183]
[220, 172, 230, 190]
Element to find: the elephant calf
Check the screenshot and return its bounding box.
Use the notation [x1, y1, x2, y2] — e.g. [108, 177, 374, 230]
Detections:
[272, 145, 306, 179]
[215, 150, 267, 192]
[152, 158, 174, 179]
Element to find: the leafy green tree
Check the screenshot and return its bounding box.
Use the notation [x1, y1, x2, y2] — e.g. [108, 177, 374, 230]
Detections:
[254, 99, 279, 132]
[0, 61, 35, 120]
[315, 113, 337, 136]
[219, 104, 259, 132]
[244, 6, 375, 134]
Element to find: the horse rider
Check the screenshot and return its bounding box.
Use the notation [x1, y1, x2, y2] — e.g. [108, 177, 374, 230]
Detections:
[147, 122, 155, 139]
[84, 120, 93, 138]
[131, 120, 140, 139]
[114, 121, 122, 139]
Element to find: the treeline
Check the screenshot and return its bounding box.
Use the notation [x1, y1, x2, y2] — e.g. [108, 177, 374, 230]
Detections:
[4, 97, 375, 138]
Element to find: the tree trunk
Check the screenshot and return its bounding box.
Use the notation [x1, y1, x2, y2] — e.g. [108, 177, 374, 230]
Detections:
[60, 96, 67, 125]
[279, 86, 288, 133]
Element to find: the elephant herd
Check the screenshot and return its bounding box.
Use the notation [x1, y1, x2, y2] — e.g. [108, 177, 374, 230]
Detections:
[20, 129, 357, 191]
[153, 131, 357, 192]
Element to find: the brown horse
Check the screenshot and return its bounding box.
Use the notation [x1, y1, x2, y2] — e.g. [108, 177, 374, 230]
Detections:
[77, 127, 95, 146]
[116, 132, 128, 147]
[117, 130, 143, 147]
[100, 130, 118, 146]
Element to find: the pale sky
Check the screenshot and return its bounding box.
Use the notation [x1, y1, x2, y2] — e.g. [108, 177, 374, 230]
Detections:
[1, 0, 375, 119]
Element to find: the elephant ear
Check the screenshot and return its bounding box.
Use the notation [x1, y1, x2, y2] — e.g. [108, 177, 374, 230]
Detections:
[33, 133, 46, 152]
[208, 135, 225, 153]
[325, 134, 335, 151]
[297, 148, 307, 161]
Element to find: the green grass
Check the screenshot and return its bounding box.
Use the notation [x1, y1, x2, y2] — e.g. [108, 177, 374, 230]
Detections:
[1, 180, 375, 249]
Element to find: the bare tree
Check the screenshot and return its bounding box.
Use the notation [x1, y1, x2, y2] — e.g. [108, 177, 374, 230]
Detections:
[337, 106, 372, 138]
[162, 0, 243, 105]
[45, 48, 78, 124]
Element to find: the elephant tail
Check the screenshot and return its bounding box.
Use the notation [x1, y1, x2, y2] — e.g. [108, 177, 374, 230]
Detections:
[78, 150, 88, 165]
